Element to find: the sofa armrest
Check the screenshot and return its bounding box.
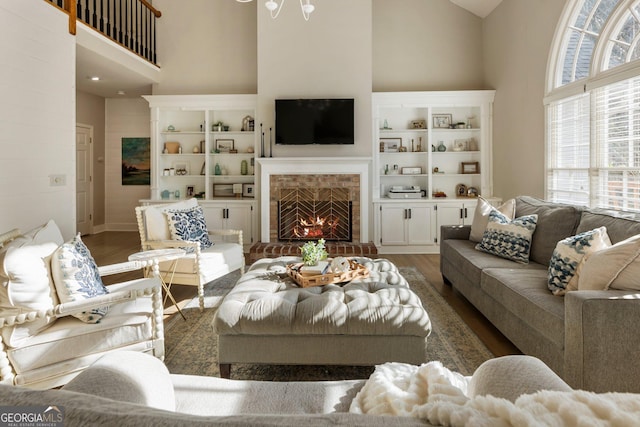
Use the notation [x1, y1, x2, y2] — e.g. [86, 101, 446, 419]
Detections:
[565, 290, 640, 392]
[441, 225, 471, 241]
[469, 355, 571, 401]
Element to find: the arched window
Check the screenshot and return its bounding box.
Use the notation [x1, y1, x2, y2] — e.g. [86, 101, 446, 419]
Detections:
[546, 0, 640, 212]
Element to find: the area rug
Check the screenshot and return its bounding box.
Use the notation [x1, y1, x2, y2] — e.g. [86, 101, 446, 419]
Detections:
[163, 267, 493, 380]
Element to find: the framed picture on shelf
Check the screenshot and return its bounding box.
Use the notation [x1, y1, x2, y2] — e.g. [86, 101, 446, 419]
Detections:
[461, 161, 480, 174]
[186, 185, 195, 197]
[410, 119, 427, 129]
[380, 138, 402, 153]
[215, 139, 235, 153]
[456, 183, 468, 197]
[213, 184, 234, 197]
[432, 114, 452, 129]
[242, 183, 255, 198]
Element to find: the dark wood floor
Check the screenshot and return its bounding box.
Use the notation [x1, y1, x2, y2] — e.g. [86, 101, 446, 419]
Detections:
[83, 232, 521, 357]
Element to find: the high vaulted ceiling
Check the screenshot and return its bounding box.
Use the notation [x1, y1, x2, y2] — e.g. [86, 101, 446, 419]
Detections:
[450, 0, 503, 18]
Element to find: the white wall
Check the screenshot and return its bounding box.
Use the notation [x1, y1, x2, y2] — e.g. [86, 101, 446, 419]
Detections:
[0, 0, 76, 238]
[483, 0, 566, 200]
[105, 98, 150, 230]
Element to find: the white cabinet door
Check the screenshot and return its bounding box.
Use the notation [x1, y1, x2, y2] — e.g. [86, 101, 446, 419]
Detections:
[202, 205, 226, 231]
[406, 206, 433, 245]
[380, 206, 408, 245]
[436, 201, 476, 243]
[226, 204, 253, 244]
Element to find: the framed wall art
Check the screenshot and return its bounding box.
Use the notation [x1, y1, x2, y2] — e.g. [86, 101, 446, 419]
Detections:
[461, 161, 480, 174]
[215, 139, 235, 153]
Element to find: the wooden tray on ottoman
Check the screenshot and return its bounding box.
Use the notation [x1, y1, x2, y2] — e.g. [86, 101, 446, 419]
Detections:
[286, 259, 369, 288]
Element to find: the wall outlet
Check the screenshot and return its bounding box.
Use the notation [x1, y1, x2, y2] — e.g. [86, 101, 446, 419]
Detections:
[49, 174, 66, 186]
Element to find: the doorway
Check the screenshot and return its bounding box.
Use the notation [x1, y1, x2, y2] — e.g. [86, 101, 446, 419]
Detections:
[76, 124, 93, 235]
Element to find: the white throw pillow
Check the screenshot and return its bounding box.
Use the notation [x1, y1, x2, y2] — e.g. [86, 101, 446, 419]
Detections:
[0, 238, 59, 347]
[24, 219, 64, 246]
[547, 227, 611, 296]
[576, 234, 640, 291]
[143, 198, 198, 241]
[469, 197, 516, 243]
[52, 234, 110, 323]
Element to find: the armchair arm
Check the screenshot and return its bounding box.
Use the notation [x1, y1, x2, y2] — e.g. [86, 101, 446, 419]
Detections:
[564, 290, 640, 392]
[0, 278, 161, 328]
[145, 240, 199, 250]
[441, 224, 471, 241]
[208, 229, 243, 246]
[98, 260, 151, 276]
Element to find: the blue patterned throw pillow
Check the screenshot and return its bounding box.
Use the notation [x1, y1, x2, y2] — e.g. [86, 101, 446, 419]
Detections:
[52, 234, 109, 323]
[165, 206, 213, 253]
[475, 210, 538, 263]
[547, 226, 610, 296]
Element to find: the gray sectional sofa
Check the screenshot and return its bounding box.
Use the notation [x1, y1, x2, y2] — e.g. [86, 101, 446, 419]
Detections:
[440, 196, 640, 393]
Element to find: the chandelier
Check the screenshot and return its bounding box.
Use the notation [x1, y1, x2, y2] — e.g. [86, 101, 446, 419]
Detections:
[236, 0, 315, 21]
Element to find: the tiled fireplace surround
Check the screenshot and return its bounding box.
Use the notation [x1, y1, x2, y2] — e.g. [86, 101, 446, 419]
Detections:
[249, 158, 377, 263]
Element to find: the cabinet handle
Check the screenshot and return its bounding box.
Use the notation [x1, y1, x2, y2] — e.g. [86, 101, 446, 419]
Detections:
[464, 208, 468, 218]
[460, 208, 464, 219]
[408, 209, 412, 219]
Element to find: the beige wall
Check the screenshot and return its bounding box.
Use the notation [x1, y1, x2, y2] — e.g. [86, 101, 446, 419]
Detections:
[76, 91, 106, 228]
[105, 98, 150, 229]
[373, 0, 485, 92]
[257, 0, 372, 158]
[483, 0, 566, 200]
[152, 0, 257, 95]
[1, 0, 76, 238]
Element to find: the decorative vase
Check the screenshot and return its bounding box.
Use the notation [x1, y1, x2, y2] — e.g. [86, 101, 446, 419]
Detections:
[214, 163, 221, 175]
[437, 141, 447, 152]
[241, 160, 248, 175]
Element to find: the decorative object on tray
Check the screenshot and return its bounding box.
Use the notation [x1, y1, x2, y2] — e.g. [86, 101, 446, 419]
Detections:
[331, 256, 351, 273]
[300, 239, 328, 266]
[287, 258, 370, 288]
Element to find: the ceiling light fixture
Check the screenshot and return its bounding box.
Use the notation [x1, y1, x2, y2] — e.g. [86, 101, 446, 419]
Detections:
[236, 0, 315, 21]
[89, 76, 100, 81]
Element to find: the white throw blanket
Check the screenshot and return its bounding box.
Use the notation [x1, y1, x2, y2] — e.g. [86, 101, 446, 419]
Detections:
[350, 362, 640, 427]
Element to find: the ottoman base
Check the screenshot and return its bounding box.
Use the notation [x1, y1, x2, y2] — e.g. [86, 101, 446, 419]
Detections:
[218, 334, 428, 379]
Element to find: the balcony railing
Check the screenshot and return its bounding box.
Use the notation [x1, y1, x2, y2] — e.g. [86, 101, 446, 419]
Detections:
[46, 0, 161, 65]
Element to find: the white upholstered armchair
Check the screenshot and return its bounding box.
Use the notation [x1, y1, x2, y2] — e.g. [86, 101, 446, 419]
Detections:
[135, 199, 245, 311]
[0, 221, 164, 389]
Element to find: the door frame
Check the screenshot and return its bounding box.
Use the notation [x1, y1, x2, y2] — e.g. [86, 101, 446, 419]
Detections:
[76, 123, 94, 235]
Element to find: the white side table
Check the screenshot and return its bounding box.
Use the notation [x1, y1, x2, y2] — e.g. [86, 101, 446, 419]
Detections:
[129, 249, 187, 320]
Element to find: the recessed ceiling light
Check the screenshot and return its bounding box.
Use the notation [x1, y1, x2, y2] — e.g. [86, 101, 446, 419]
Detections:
[90, 76, 100, 81]
[117, 90, 126, 95]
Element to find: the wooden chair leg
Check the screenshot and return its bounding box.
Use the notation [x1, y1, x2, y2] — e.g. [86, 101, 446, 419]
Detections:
[219, 363, 231, 379]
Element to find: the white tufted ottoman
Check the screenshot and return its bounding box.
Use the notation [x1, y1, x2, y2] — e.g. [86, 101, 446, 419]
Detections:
[213, 257, 432, 378]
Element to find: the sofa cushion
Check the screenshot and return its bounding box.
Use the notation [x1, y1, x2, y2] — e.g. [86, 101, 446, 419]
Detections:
[475, 211, 537, 264]
[576, 210, 640, 244]
[24, 219, 64, 246]
[481, 267, 565, 348]
[575, 234, 640, 291]
[515, 196, 582, 266]
[165, 205, 213, 252]
[144, 198, 198, 241]
[52, 234, 109, 323]
[0, 239, 59, 347]
[165, 243, 244, 280]
[63, 351, 175, 411]
[547, 227, 611, 296]
[469, 197, 516, 243]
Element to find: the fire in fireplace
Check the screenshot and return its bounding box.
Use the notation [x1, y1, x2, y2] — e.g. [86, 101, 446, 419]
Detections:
[278, 187, 352, 241]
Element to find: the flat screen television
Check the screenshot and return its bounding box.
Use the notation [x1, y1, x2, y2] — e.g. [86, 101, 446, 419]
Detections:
[275, 98, 354, 145]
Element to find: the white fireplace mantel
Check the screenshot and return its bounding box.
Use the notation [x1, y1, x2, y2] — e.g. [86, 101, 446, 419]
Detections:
[256, 157, 372, 243]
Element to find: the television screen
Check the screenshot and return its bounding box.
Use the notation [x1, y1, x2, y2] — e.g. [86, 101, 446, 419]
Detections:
[275, 99, 354, 145]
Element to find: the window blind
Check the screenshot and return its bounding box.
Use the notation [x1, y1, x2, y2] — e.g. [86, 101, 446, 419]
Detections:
[593, 75, 640, 211]
[547, 93, 590, 206]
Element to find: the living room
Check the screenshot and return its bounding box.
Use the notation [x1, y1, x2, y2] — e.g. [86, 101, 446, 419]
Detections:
[7, 0, 640, 424]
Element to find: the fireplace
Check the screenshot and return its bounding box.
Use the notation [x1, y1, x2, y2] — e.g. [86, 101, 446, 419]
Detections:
[277, 187, 352, 241]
